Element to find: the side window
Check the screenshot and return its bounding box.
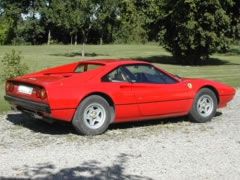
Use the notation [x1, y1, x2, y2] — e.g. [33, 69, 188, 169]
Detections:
[75, 64, 103, 73]
[75, 64, 85, 73]
[88, 64, 102, 71]
[102, 67, 128, 82]
[124, 65, 177, 84]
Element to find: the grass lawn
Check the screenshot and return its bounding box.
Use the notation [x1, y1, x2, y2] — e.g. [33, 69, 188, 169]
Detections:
[0, 44, 239, 112]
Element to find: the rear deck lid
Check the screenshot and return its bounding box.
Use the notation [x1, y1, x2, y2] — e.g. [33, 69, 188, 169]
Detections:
[17, 73, 75, 85]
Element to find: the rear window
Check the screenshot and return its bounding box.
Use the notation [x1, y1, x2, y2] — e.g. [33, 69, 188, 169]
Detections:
[75, 63, 103, 73]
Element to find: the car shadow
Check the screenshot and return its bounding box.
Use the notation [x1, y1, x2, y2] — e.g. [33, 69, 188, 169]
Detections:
[6, 111, 223, 135]
[109, 116, 188, 130]
[110, 111, 223, 130]
[6, 113, 77, 135]
[215, 111, 222, 117]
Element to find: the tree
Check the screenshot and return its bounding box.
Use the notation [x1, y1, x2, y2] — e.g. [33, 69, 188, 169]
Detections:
[46, 0, 97, 56]
[111, 0, 147, 44]
[94, 0, 119, 45]
[0, 17, 11, 44]
[135, 0, 165, 41]
[0, 0, 238, 48]
[40, 0, 71, 45]
[0, 0, 30, 44]
[17, 17, 45, 45]
[68, 0, 99, 56]
[19, 0, 45, 45]
[227, 0, 240, 41]
[38, 0, 53, 45]
[161, 0, 231, 65]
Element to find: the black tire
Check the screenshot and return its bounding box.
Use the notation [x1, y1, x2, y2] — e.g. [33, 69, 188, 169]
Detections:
[72, 95, 112, 135]
[189, 88, 217, 123]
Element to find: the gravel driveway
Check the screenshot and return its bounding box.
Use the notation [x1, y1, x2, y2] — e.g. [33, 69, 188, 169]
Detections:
[0, 90, 240, 179]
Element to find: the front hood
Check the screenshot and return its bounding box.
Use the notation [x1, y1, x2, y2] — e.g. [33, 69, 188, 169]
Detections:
[182, 77, 236, 96]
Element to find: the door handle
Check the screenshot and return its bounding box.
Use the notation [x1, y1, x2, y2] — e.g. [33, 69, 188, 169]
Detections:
[120, 85, 131, 88]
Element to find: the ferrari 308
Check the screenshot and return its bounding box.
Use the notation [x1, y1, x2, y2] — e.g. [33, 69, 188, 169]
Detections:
[4, 59, 236, 135]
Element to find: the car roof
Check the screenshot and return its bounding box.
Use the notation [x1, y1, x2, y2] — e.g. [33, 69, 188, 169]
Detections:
[80, 59, 150, 66]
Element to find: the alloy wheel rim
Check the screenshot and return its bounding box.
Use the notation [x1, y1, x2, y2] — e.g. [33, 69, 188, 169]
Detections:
[83, 103, 106, 129]
[197, 95, 214, 117]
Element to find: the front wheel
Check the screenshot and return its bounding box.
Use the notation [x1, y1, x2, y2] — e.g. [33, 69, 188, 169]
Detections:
[72, 95, 112, 135]
[189, 88, 217, 123]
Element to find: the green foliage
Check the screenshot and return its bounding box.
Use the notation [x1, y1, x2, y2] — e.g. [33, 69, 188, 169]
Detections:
[135, 0, 166, 41]
[0, 15, 15, 45]
[1, 49, 29, 81]
[0, 0, 240, 64]
[67, 0, 96, 42]
[160, 0, 232, 64]
[93, 0, 119, 44]
[0, 0, 31, 44]
[0, 18, 10, 44]
[112, 0, 148, 44]
[229, 0, 240, 40]
[16, 18, 45, 45]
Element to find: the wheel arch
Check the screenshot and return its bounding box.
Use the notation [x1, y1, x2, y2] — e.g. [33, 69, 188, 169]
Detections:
[199, 85, 220, 104]
[75, 91, 115, 123]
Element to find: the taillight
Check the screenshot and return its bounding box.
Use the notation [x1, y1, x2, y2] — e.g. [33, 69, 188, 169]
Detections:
[36, 88, 47, 99]
[5, 82, 14, 92]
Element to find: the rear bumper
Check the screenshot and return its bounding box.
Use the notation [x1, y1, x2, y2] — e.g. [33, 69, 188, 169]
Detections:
[4, 95, 74, 122]
[4, 95, 51, 113]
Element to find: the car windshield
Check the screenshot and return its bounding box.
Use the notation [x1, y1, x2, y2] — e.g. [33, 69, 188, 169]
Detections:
[102, 64, 178, 84]
[75, 63, 103, 73]
[122, 64, 178, 84]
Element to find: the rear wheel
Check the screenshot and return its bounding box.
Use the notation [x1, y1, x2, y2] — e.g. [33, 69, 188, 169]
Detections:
[72, 95, 112, 135]
[189, 88, 217, 123]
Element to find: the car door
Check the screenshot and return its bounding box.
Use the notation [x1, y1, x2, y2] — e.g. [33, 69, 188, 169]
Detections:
[122, 64, 193, 116]
[101, 67, 140, 121]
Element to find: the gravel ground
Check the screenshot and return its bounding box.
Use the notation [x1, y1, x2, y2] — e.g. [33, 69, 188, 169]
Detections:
[0, 90, 240, 180]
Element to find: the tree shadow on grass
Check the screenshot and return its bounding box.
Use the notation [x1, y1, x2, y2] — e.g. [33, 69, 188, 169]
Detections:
[50, 52, 109, 57]
[136, 55, 240, 66]
[222, 47, 240, 56]
[0, 153, 152, 180]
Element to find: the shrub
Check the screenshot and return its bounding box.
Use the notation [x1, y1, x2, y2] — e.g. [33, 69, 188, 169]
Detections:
[161, 0, 231, 65]
[1, 49, 29, 81]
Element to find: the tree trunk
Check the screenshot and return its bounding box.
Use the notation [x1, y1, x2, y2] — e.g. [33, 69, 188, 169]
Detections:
[70, 35, 73, 45]
[82, 42, 85, 57]
[100, 33, 103, 45]
[99, 28, 104, 45]
[81, 30, 87, 57]
[74, 34, 78, 45]
[47, 30, 51, 45]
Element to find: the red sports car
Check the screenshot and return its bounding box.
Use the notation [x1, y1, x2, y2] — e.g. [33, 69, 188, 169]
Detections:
[4, 59, 236, 135]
